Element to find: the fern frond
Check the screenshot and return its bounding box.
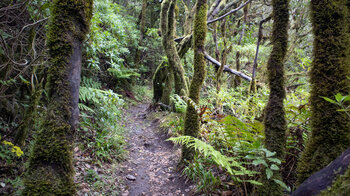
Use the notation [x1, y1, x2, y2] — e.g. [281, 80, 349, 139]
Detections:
[168, 136, 258, 181]
[78, 103, 95, 113]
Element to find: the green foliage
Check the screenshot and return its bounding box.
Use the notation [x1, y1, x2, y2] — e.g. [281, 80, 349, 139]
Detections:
[182, 157, 221, 192]
[79, 77, 126, 162]
[322, 93, 350, 118]
[170, 94, 187, 113]
[0, 137, 23, 164]
[86, 0, 139, 79]
[85, 169, 100, 183]
[168, 136, 258, 182]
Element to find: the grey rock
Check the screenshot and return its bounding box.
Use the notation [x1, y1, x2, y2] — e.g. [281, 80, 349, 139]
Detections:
[126, 174, 136, 181]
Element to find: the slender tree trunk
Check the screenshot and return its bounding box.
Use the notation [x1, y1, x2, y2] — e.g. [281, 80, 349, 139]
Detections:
[181, 0, 207, 162]
[135, 0, 147, 67]
[23, 0, 93, 194]
[296, 0, 350, 185]
[234, 5, 248, 87]
[257, 0, 289, 195]
[166, 0, 189, 96]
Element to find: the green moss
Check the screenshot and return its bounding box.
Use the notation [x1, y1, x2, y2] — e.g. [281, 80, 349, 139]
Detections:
[257, 0, 289, 195]
[181, 0, 207, 162]
[24, 0, 93, 195]
[321, 165, 350, 196]
[165, 0, 188, 96]
[296, 0, 350, 185]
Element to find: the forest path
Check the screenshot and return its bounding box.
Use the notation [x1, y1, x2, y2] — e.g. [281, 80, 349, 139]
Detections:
[119, 103, 194, 196]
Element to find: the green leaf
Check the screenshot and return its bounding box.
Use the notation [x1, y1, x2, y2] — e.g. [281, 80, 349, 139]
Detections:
[252, 159, 268, 167]
[243, 180, 263, 186]
[245, 155, 257, 159]
[343, 95, 350, 102]
[335, 93, 343, 102]
[321, 96, 336, 104]
[262, 148, 276, 157]
[273, 179, 291, 192]
[266, 168, 273, 179]
[270, 164, 279, 170]
[267, 158, 281, 164]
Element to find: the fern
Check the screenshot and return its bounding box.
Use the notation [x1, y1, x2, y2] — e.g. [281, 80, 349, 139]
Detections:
[81, 77, 102, 89]
[168, 136, 260, 184]
[107, 68, 140, 79]
[78, 103, 95, 113]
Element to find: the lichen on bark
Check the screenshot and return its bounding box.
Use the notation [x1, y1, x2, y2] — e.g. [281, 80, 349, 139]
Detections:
[296, 0, 350, 185]
[181, 0, 207, 162]
[23, 0, 93, 195]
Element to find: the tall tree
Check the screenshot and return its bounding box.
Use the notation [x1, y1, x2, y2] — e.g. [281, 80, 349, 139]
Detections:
[181, 0, 207, 162]
[297, 0, 350, 184]
[257, 0, 289, 195]
[23, 0, 93, 194]
[135, 0, 147, 67]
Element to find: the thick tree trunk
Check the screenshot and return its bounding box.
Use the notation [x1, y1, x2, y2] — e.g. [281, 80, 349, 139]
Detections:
[23, 0, 92, 195]
[296, 0, 350, 185]
[181, 0, 207, 162]
[257, 0, 289, 195]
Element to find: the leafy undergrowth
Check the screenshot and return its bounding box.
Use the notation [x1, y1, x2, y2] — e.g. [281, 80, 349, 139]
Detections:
[75, 83, 152, 195]
[160, 80, 310, 195]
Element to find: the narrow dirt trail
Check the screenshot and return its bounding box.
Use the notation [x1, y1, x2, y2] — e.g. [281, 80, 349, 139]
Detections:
[119, 103, 194, 196]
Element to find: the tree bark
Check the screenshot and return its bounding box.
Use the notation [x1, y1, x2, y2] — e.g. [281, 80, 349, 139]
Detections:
[257, 0, 289, 195]
[181, 0, 207, 162]
[296, 0, 350, 185]
[23, 0, 93, 194]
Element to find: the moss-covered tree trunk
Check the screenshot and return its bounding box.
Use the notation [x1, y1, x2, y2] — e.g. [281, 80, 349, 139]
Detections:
[296, 0, 350, 185]
[23, 0, 92, 195]
[166, 0, 189, 96]
[181, 0, 207, 162]
[135, 0, 147, 67]
[257, 0, 289, 195]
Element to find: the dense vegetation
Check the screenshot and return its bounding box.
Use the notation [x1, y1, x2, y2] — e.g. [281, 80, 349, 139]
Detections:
[1, 0, 349, 195]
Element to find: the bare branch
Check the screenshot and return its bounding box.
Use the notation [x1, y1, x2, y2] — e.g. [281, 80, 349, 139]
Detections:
[204, 51, 252, 81]
[207, 0, 253, 25]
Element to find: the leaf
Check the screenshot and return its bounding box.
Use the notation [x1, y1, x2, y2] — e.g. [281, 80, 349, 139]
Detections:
[270, 164, 279, 170]
[266, 168, 273, 179]
[335, 93, 343, 103]
[252, 159, 268, 167]
[243, 180, 263, 186]
[262, 148, 276, 157]
[273, 179, 291, 192]
[267, 158, 281, 164]
[321, 96, 336, 104]
[245, 155, 257, 159]
[343, 95, 350, 102]
[0, 182, 5, 187]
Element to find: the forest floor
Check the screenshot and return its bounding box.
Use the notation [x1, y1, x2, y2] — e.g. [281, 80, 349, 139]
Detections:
[117, 103, 195, 196]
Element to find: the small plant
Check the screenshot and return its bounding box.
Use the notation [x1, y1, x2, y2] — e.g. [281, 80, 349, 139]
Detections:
[170, 94, 187, 113]
[183, 157, 221, 193]
[322, 93, 350, 117]
[0, 136, 23, 164]
[78, 77, 126, 162]
[85, 169, 100, 183]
